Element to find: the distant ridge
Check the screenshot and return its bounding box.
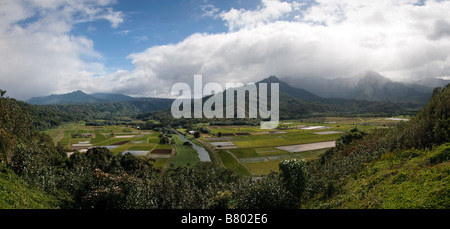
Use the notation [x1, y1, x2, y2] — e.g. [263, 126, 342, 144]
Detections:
[27, 71, 434, 106]
[25, 75, 425, 120]
[26, 90, 106, 105]
[258, 75, 323, 102]
[90, 93, 136, 102]
[27, 91, 138, 105]
[286, 70, 433, 104]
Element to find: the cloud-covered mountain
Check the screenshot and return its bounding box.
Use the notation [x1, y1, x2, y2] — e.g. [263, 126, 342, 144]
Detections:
[286, 71, 433, 104]
[411, 78, 450, 88]
[25, 75, 425, 121]
[27, 72, 435, 107]
[255, 75, 424, 117]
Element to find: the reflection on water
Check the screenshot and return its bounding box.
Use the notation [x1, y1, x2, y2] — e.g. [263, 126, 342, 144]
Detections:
[177, 134, 211, 162]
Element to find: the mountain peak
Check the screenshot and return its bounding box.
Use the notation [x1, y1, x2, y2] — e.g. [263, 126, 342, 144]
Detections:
[259, 75, 282, 84]
[70, 90, 87, 95]
[257, 75, 323, 102]
[268, 75, 280, 81]
[355, 70, 391, 82]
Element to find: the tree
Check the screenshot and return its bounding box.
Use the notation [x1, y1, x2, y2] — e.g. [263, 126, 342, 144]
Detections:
[84, 147, 117, 172]
[235, 172, 297, 209]
[183, 141, 192, 146]
[335, 127, 367, 150]
[194, 131, 200, 138]
[159, 135, 169, 144]
[0, 90, 33, 163]
[278, 159, 307, 201]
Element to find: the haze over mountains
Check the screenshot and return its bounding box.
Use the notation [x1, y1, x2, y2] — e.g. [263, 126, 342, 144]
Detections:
[285, 70, 439, 104]
[20, 71, 448, 129]
[26, 70, 445, 108]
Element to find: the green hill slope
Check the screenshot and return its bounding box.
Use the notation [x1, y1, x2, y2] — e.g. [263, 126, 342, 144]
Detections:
[0, 164, 59, 209]
[305, 144, 450, 209]
[301, 84, 450, 209]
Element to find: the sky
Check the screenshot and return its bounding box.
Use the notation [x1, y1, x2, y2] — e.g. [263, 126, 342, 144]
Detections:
[1, 0, 450, 100]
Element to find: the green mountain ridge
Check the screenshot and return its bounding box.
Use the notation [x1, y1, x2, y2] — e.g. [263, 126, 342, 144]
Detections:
[26, 90, 138, 105]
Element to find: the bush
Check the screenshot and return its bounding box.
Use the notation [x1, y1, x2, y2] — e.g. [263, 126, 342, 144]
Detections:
[194, 132, 200, 138]
[183, 141, 192, 146]
[279, 159, 307, 200]
[429, 143, 450, 165]
[235, 173, 297, 209]
[335, 128, 367, 150]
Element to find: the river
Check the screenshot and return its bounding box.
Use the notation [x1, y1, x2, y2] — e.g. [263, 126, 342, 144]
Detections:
[177, 134, 211, 162]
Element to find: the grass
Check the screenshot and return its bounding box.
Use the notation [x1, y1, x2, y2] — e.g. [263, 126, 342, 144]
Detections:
[127, 144, 154, 151]
[110, 144, 131, 154]
[46, 118, 407, 177]
[205, 121, 354, 176]
[154, 144, 172, 150]
[216, 150, 251, 176]
[304, 144, 450, 209]
[232, 132, 341, 148]
[151, 158, 169, 169]
[291, 149, 328, 161]
[245, 160, 281, 176]
[148, 132, 161, 143]
[90, 130, 109, 144]
[255, 147, 285, 156]
[0, 165, 60, 209]
[228, 148, 259, 158]
[170, 134, 200, 168]
[208, 126, 266, 135]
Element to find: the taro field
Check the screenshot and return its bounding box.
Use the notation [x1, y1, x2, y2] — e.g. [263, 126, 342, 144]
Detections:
[46, 116, 409, 176]
[189, 116, 409, 176]
[45, 122, 174, 171]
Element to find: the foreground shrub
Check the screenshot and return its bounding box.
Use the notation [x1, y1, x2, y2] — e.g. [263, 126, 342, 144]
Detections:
[234, 173, 297, 209]
[279, 159, 307, 200]
[429, 143, 450, 165]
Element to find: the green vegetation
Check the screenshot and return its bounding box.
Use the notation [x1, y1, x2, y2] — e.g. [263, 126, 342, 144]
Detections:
[216, 150, 252, 176]
[170, 134, 200, 168]
[0, 83, 449, 209]
[0, 164, 60, 209]
[304, 144, 450, 209]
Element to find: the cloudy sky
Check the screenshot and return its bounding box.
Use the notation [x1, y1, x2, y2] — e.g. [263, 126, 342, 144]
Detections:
[1, 0, 450, 100]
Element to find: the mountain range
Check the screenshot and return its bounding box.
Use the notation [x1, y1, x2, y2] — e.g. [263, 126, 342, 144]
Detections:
[27, 70, 442, 106]
[284, 70, 439, 104]
[26, 90, 137, 105]
[24, 71, 448, 121]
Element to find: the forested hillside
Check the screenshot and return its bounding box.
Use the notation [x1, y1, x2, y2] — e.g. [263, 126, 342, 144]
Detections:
[0, 84, 449, 209]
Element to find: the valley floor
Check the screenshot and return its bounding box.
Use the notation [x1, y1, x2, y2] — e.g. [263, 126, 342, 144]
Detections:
[46, 116, 409, 176]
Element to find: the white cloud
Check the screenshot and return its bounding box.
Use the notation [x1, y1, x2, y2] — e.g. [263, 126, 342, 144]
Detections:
[118, 0, 450, 98]
[0, 0, 124, 100]
[2, 0, 450, 100]
[220, 0, 293, 31]
[200, 4, 220, 17]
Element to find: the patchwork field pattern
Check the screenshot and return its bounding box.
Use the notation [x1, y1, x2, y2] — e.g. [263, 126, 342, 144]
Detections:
[46, 117, 408, 176]
[199, 117, 407, 175]
[46, 123, 175, 170]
